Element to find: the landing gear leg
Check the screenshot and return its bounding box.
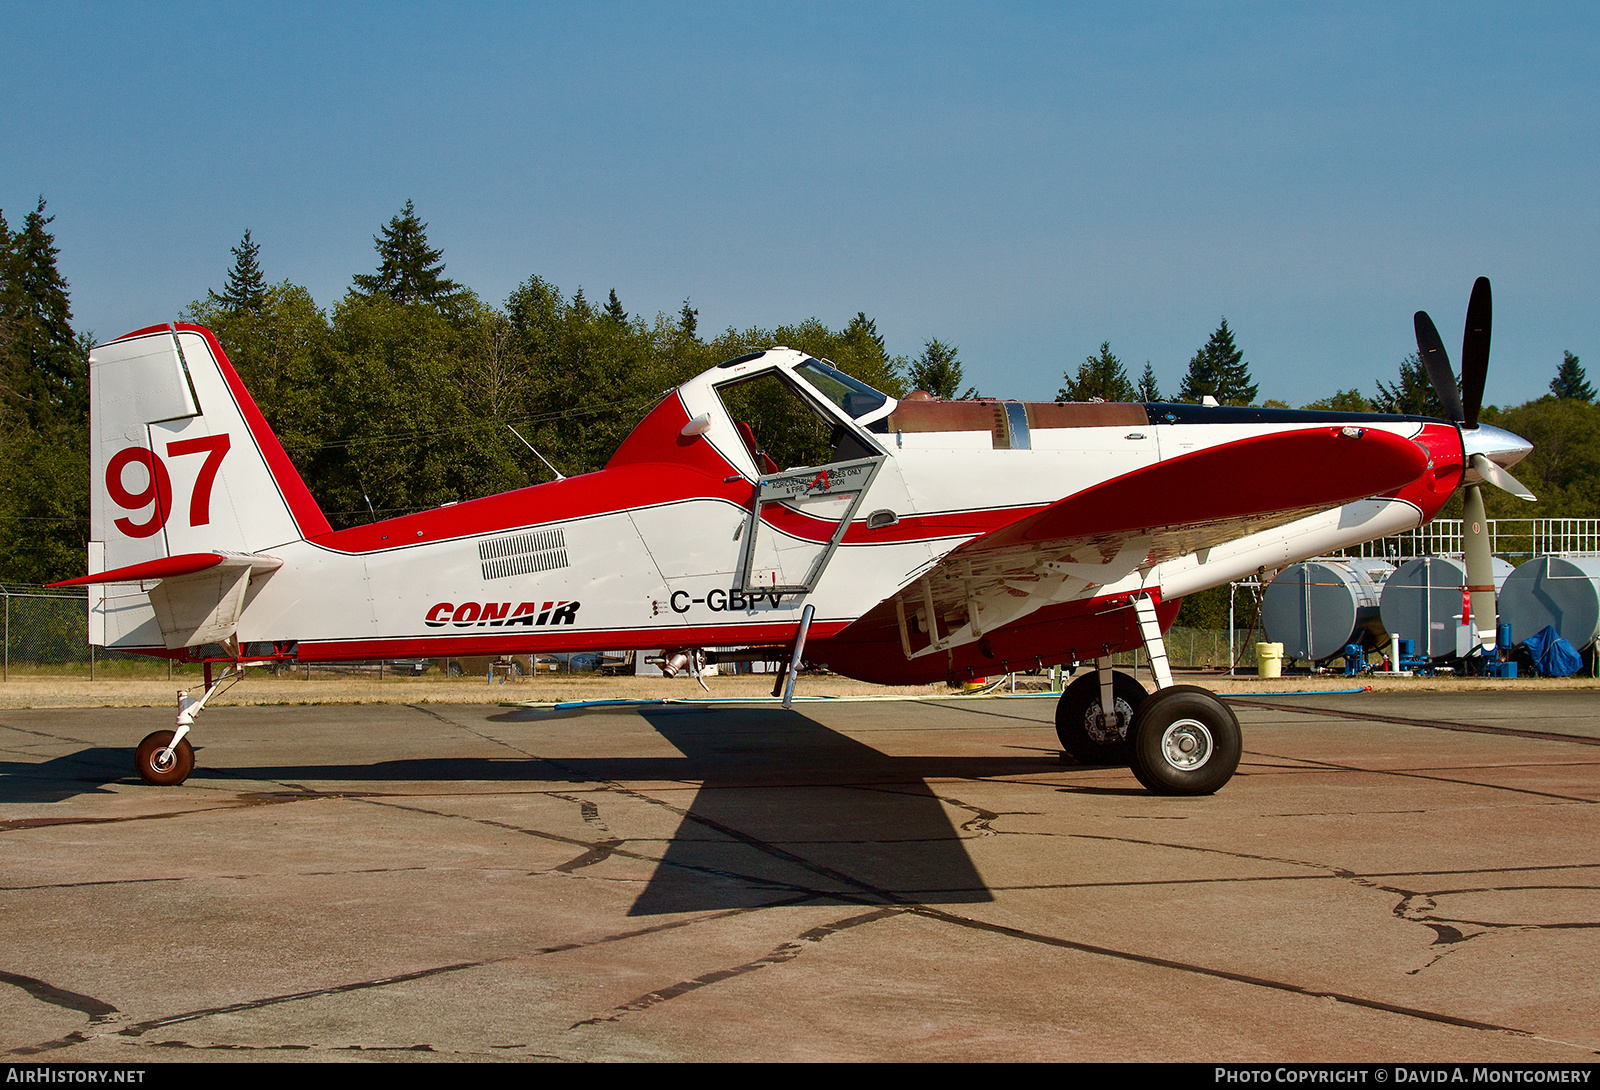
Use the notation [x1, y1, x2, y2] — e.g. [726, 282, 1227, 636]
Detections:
[134, 665, 239, 786]
[1054, 656, 1146, 764]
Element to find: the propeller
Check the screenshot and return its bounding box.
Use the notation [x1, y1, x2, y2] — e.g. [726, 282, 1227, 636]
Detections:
[1413, 277, 1536, 655]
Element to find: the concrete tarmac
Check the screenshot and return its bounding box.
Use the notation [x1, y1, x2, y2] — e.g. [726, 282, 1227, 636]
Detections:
[2, 689, 1598, 1062]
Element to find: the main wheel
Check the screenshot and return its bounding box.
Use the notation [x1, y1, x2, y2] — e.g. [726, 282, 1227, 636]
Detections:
[1127, 685, 1241, 796]
[135, 730, 195, 787]
[1055, 670, 1147, 765]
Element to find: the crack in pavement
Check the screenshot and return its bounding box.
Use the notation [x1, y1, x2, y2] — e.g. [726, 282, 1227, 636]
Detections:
[4, 901, 809, 1057]
[352, 794, 895, 904]
[1244, 747, 1600, 804]
[1233, 699, 1600, 748]
[570, 906, 903, 1028]
[907, 904, 1571, 1045]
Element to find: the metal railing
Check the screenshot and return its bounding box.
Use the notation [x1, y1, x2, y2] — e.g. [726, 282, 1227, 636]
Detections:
[1341, 518, 1600, 560]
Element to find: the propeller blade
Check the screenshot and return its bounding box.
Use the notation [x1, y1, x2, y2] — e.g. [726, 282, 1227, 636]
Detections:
[1470, 452, 1536, 501]
[1461, 484, 1498, 652]
[1414, 310, 1464, 423]
[1460, 277, 1491, 429]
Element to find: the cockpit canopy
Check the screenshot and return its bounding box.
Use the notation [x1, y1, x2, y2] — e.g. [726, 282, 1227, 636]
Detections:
[711, 352, 892, 473]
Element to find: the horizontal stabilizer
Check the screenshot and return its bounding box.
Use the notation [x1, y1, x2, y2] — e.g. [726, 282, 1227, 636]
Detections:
[53, 552, 283, 650]
[50, 552, 237, 586]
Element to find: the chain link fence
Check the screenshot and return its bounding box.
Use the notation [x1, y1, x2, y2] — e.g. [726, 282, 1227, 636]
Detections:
[0, 584, 165, 678]
[3, 585, 87, 678]
[1097, 625, 1260, 674]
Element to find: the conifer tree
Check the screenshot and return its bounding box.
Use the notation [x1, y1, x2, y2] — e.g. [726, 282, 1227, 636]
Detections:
[0, 198, 88, 583]
[604, 288, 627, 324]
[1136, 361, 1161, 402]
[1179, 318, 1256, 405]
[351, 199, 461, 305]
[1550, 350, 1594, 402]
[209, 228, 267, 311]
[1058, 342, 1136, 402]
[844, 312, 886, 357]
[2, 198, 83, 424]
[1373, 354, 1447, 416]
[679, 299, 698, 338]
[0, 208, 13, 377]
[908, 338, 974, 399]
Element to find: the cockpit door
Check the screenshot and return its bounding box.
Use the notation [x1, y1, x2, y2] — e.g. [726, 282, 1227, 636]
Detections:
[712, 358, 897, 595]
[741, 455, 883, 593]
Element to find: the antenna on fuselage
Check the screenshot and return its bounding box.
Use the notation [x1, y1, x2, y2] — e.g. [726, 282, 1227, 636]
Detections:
[507, 424, 567, 481]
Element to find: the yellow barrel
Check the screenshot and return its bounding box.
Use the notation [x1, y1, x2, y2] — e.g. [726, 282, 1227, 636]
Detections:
[1256, 642, 1284, 679]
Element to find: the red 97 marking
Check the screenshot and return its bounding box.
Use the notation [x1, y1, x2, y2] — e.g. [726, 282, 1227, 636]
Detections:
[106, 435, 232, 538]
[106, 448, 172, 538]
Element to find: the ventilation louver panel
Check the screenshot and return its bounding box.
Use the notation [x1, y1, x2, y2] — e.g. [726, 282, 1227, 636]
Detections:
[479, 529, 568, 580]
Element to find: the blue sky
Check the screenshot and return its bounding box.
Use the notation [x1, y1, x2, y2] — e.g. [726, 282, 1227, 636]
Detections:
[3, 2, 1596, 408]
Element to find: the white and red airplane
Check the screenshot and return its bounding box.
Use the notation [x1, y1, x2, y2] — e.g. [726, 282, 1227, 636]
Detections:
[57, 280, 1533, 795]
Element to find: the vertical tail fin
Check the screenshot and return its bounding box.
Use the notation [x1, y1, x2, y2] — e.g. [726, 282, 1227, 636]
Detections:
[83, 324, 330, 650]
[90, 323, 329, 572]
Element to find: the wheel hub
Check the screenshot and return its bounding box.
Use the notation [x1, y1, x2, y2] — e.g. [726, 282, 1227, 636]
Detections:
[1160, 718, 1213, 770]
[150, 748, 175, 772]
[1083, 698, 1134, 744]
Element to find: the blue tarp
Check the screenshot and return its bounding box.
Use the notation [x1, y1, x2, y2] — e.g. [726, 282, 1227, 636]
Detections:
[1522, 625, 1585, 677]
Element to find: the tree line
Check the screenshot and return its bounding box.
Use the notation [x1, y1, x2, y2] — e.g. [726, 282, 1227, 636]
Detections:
[2, 197, 1596, 591]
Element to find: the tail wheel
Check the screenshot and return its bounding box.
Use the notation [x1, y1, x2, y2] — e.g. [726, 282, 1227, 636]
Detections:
[135, 730, 195, 787]
[1127, 685, 1241, 796]
[1054, 670, 1147, 765]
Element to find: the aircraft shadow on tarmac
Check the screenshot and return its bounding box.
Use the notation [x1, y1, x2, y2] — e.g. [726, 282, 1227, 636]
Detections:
[623, 706, 1013, 915]
[0, 746, 135, 803]
[5, 706, 1057, 913]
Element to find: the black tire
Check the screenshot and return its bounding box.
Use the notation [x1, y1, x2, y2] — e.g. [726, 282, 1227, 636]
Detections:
[448, 661, 464, 678]
[135, 730, 195, 786]
[1055, 670, 1147, 765]
[1127, 685, 1241, 796]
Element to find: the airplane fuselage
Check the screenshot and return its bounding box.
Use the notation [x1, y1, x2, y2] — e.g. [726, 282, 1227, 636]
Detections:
[86, 331, 1473, 685]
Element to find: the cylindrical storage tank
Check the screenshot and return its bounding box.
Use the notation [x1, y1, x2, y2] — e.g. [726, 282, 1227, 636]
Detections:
[1499, 556, 1600, 651]
[1261, 558, 1393, 662]
[1379, 555, 1513, 660]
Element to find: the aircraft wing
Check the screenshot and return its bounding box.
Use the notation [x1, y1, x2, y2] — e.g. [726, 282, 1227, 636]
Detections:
[847, 426, 1429, 658]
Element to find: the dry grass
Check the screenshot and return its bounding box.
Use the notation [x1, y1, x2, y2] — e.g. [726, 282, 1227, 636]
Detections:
[1, 662, 1595, 709]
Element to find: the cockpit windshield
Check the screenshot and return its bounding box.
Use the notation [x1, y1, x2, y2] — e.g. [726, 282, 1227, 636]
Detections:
[793, 358, 889, 421]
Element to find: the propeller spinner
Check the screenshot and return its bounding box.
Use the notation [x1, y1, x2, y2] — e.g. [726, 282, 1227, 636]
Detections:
[1413, 277, 1536, 654]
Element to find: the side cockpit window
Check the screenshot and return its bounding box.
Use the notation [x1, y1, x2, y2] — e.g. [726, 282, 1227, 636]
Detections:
[715, 366, 880, 474]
